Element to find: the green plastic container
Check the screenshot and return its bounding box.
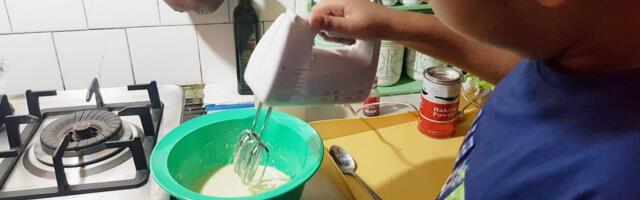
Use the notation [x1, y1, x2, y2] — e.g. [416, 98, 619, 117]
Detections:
[150, 109, 324, 200]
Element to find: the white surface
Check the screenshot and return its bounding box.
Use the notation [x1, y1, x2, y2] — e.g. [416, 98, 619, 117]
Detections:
[229, 0, 294, 22]
[4, 0, 87, 33]
[0, 0, 11, 34]
[158, 0, 230, 25]
[0, 33, 63, 94]
[301, 94, 422, 122]
[203, 82, 253, 105]
[197, 24, 236, 83]
[53, 29, 134, 89]
[127, 25, 202, 85]
[0, 58, 5, 94]
[84, 0, 160, 28]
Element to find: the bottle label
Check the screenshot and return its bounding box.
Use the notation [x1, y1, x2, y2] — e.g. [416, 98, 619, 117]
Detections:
[363, 96, 381, 116]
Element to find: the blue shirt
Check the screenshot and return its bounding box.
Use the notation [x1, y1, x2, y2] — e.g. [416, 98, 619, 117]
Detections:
[438, 60, 640, 200]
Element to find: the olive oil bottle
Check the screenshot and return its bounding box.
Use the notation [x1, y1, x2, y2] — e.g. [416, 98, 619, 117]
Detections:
[233, 0, 260, 95]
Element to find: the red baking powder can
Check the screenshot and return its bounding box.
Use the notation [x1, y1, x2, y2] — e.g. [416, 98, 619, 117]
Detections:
[418, 67, 462, 138]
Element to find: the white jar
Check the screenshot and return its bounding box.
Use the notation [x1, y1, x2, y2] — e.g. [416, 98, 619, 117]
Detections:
[405, 48, 447, 81]
[399, 0, 423, 5]
[381, 0, 398, 6]
[377, 41, 405, 86]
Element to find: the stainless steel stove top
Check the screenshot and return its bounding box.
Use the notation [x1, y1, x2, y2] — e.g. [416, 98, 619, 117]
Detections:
[0, 82, 184, 200]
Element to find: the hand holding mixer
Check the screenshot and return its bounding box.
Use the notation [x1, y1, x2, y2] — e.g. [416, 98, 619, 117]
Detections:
[233, 0, 383, 185]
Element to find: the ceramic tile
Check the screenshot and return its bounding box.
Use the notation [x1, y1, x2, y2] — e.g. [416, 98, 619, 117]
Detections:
[84, 0, 159, 28]
[0, 33, 63, 94]
[0, 0, 11, 34]
[197, 24, 236, 83]
[5, 0, 87, 33]
[127, 25, 202, 85]
[53, 29, 134, 90]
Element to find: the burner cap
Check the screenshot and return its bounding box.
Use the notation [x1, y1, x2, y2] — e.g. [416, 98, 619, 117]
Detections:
[40, 110, 123, 155]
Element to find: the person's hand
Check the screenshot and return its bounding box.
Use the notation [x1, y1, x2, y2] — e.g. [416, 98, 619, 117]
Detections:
[309, 0, 395, 44]
[163, 0, 224, 15]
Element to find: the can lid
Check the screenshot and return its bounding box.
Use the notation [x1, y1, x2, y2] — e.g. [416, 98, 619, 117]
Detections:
[424, 66, 462, 84]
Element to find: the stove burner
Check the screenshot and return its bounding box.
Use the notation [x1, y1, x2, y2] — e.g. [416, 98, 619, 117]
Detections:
[70, 122, 99, 140]
[40, 110, 123, 155]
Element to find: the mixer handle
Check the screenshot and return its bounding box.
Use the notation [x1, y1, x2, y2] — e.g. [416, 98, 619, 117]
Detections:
[337, 0, 383, 70]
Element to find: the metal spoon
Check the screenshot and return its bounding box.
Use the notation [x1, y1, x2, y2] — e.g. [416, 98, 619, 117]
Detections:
[329, 145, 383, 200]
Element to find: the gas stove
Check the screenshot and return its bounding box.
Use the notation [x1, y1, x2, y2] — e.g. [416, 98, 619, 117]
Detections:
[0, 79, 184, 199]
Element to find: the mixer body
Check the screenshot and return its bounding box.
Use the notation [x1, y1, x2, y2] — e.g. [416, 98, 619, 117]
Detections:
[244, 11, 381, 106]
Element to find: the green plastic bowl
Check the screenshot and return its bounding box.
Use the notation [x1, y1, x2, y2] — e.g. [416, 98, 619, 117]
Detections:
[150, 109, 324, 200]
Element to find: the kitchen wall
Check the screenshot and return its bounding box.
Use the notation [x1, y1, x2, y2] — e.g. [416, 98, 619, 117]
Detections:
[0, 0, 310, 95]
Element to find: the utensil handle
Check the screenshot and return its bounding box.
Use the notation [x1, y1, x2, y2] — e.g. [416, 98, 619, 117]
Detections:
[350, 173, 383, 200]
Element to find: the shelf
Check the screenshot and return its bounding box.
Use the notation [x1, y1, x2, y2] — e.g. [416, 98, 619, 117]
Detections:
[388, 3, 433, 13]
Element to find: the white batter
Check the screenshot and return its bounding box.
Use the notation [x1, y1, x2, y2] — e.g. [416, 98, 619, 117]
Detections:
[190, 164, 290, 197]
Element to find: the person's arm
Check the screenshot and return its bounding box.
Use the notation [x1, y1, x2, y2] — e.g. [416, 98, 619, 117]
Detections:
[310, 0, 520, 83]
[390, 12, 520, 83]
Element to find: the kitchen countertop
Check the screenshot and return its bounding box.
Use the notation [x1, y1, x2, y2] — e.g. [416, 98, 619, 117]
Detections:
[303, 93, 480, 200]
[298, 93, 425, 200]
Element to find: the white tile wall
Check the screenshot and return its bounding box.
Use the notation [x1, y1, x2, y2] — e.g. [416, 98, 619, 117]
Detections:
[0, 58, 6, 94]
[84, 0, 160, 29]
[197, 24, 236, 83]
[0, 33, 64, 94]
[53, 29, 134, 90]
[127, 25, 202, 85]
[0, 0, 294, 89]
[0, 0, 11, 34]
[5, 0, 87, 33]
[158, 0, 230, 25]
[229, 0, 294, 21]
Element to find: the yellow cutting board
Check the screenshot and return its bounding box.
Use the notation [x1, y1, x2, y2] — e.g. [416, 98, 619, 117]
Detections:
[310, 108, 479, 200]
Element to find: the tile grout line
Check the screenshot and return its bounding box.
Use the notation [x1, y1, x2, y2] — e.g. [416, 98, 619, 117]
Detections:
[194, 25, 204, 84]
[50, 32, 67, 90]
[80, 0, 90, 28]
[155, 0, 163, 25]
[123, 29, 137, 84]
[3, 0, 14, 32]
[0, 21, 241, 36]
[228, 0, 233, 22]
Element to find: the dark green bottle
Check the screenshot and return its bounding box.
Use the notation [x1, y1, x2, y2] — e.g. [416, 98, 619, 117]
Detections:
[233, 0, 260, 95]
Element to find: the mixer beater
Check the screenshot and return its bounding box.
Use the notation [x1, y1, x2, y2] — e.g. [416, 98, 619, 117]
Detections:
[233, 103, 273, 184]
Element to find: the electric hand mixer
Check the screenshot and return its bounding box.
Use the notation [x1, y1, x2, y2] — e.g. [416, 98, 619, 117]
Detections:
[233, 0, 383, 184]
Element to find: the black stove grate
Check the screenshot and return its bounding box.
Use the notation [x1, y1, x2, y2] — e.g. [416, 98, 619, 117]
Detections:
[0, 79, 165, 200]
[0, 95, 14, 126]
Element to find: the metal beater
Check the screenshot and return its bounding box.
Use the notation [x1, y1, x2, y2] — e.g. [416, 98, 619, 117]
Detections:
[233, 103, 273, 184]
